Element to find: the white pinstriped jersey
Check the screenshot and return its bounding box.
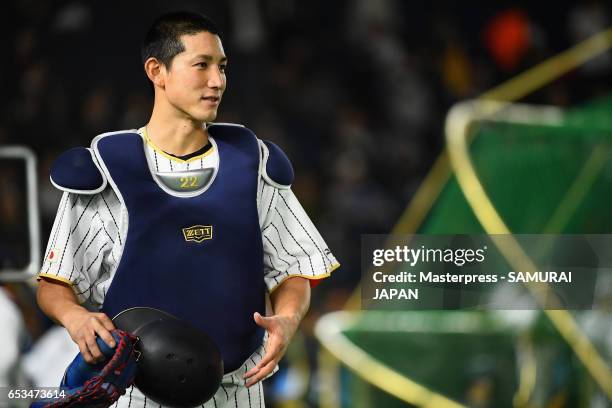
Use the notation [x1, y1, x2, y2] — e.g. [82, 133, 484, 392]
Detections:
[40, 128, 339, 309]
[40, 128, 339, 407]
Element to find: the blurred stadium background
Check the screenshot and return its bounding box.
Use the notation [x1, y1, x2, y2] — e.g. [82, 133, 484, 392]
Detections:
[1, 1, 611, 407]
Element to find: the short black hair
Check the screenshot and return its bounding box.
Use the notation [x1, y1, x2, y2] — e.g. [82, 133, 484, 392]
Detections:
[141, 11, 221, 68]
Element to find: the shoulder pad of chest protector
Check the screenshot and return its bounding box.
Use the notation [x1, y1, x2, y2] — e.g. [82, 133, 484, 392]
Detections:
[50, 147, 106, 194]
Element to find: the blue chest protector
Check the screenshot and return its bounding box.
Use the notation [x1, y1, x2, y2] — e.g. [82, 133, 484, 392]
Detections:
[94, 125, 264, 373]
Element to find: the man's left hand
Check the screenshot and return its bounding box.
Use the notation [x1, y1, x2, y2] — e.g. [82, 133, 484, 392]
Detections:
[243, 311, 299, 387]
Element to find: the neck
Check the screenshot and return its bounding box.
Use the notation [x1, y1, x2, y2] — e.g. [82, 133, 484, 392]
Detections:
[146, 99, 209, 156]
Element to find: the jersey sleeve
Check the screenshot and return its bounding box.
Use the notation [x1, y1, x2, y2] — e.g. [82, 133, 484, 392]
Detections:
[39, 189, 120, 305]
[259, 184, 339, 292]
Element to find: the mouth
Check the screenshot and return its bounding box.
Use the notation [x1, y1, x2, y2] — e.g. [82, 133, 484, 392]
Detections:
[201, 96, 220, 105]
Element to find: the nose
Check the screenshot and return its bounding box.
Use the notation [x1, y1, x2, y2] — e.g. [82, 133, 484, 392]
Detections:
[207, 66, 225, 89]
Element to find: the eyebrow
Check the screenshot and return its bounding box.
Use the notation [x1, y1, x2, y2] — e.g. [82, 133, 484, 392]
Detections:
[192, 54, 228, 63]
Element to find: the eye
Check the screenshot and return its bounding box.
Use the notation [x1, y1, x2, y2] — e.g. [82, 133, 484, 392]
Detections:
[219, 64, 227, 73]
[195, 62, 208, 69]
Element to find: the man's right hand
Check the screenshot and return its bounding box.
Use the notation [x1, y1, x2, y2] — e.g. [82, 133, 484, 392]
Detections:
[37, 277, 117, 364]
[63, 306, 117, 363]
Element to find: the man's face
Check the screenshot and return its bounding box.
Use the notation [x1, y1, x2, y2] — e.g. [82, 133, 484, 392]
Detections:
[163, 31, 227, 122]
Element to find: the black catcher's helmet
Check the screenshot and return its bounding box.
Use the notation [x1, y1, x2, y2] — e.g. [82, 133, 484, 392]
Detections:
[113, 307, 224, 407]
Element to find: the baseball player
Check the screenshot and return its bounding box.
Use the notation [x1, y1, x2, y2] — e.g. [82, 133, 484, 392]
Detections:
[36, 11, 339, 407]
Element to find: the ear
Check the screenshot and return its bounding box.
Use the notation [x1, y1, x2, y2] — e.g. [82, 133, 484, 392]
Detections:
[144, 57, 165, 88]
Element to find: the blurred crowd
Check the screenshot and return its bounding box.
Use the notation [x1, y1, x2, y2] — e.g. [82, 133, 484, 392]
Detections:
[1, 0, 611, 405]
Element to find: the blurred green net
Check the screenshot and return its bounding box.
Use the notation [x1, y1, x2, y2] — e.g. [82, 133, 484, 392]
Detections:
[317, 96, 612, 408]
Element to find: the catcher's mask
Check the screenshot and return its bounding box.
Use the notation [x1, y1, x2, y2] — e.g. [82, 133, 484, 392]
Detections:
[113, 307, 224, 407]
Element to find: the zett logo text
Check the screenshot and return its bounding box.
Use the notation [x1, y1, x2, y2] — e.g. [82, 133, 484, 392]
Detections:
[182, 225, 213, 243]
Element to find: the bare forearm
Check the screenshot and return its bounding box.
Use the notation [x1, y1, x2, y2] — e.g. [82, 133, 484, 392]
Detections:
[37, 277, 116, 363]
[269, 276, 310, 327]
[37, 278, 86, 327]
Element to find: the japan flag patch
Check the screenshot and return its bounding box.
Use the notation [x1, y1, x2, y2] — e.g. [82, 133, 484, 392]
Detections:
[47, 248, 59, 263]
